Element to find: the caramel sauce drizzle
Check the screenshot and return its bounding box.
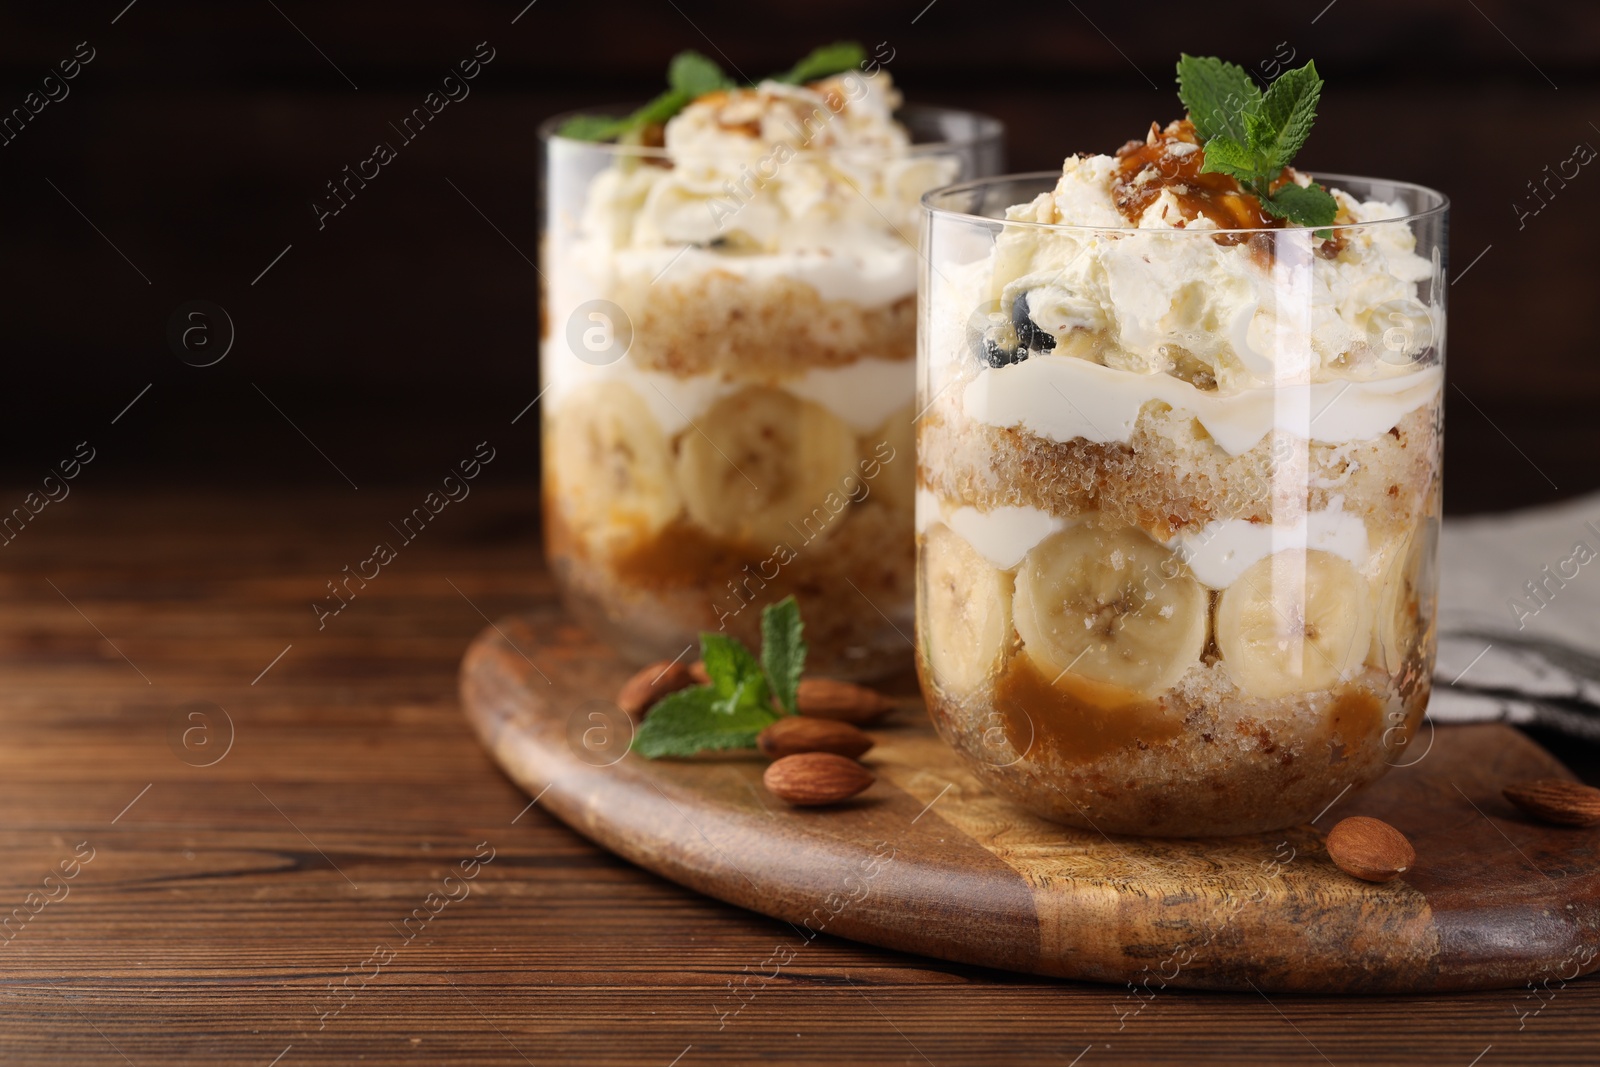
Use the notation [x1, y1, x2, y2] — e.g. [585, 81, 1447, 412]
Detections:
[1110, 118, 1346, 257]
[1113, 119, 1281, 236]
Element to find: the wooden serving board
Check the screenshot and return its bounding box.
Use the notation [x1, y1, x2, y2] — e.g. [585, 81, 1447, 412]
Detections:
[461, 605, 1600, 993]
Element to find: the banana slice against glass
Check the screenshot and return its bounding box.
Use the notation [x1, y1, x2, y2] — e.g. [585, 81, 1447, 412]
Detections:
[919, 522, 1015, 694]
[676, 385, 860, 549]
[1216, 549, 1375, 699]
[868, 403, 917, 511]
[547, 381, 682, 553]
[1372, 519, 1439, 671]
[1013, 518, 1208, 696]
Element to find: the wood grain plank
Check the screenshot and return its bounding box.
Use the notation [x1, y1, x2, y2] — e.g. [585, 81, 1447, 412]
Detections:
[0, 489, 1593, 1066]
[461, 603, 1600, 995]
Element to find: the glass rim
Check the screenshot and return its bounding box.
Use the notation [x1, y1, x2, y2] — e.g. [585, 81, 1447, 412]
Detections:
[538, 102, 1004, 159]
[921, 169, 1450, 235]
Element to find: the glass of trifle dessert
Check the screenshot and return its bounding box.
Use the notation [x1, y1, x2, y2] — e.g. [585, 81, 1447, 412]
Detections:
[541, 44, 1002, 678]
[916, 56, 1446, 835]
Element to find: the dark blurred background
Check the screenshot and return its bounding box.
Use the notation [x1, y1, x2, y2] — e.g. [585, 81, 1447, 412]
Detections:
[3, 0, 1596, 512]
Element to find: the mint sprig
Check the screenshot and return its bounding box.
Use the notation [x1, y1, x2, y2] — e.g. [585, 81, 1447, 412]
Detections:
[554, 50, 732, 144]
[1177, 54, 1258, 146]
[631, 597, 807, 758]
[557, 43, 867, 143]
[1260, 182, 1337, 224]
[700, 631, 771, 712]
[770, 41, 866, 85]
[669, 50, 736, 99]
[631, 686, 776, 759]
[1175, 54, 1338, 229]
[760, 596, 806, 716]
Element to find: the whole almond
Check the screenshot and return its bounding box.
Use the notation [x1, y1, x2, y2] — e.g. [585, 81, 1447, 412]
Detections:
[616, 660, 694, 720]
[1326, 816, 1415, 883]
[1503, 778, 1600, 827]
[758, 716, 873, 760]
[763, 752, 874, 806]
[794, 678, 896, 724]
[689, 660, 711, 685]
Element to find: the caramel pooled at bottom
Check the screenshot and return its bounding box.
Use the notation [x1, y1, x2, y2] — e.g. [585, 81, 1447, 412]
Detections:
[921, 651, 1421, 837]
[545, 495, 914, 681]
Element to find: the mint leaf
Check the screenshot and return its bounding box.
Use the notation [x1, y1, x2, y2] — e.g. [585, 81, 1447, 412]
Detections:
[631, 597, 818, 759]
[759, 596, 806, 716]
[633, 88, 692, 127]
[1241, 109, 1273, 161]
[1197, 134, 1257, 182]
[632, 622, 791, 758]
[555, 49, 710, 142]
[669, 51, 733, 98]
[556, 114, 631, 141]
[700, 631, 770, 713]
[558, 43, 867, 142]
[1176, 55, 1337, 230]
[1176, 53, 1260, 146]
[1264, 182, 1338, 228]
[771, 41, 866, 85]
[557, 88, 687, 142]
[632, 686, 774, 758]
[1253, 60, 1322, 173]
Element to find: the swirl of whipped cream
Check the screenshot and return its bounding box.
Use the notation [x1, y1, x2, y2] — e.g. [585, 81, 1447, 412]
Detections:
[984, 146, 1438, 390]
[576, 72, 955, 267]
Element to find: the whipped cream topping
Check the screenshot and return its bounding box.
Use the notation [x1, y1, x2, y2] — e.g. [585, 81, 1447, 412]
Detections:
[932, 140, 1443, 456]
[984, 152, 1438, 390]
[564, 228, 917, 305]
[566, 71, 956, 307]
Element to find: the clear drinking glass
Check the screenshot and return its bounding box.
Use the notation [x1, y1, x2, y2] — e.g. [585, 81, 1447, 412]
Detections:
[917, 173, 1446, 835]
[541, 98, 1002, 679]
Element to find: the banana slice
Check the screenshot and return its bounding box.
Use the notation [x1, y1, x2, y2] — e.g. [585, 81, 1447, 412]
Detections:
[1216, 549, 1375, 699]
[919, 522, 1015, 694]
[1373, 520, 1439, 671]
[1012, 518, 1207, 696]
[547, 381, 681, 553]
[676, 386, 860, 548]
[868, 403, 916, 511]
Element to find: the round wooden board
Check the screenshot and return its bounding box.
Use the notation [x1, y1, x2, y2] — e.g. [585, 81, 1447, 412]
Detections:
[461, 604, 1600, 993]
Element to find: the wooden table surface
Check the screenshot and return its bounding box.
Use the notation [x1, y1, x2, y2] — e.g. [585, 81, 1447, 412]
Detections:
[2, 487, 1596, 1067]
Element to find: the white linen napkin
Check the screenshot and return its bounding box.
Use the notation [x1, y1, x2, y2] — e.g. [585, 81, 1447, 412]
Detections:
[1433, 491, 1600, 741]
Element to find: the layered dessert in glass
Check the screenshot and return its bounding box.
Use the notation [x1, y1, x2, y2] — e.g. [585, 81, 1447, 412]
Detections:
[542, 58, 1002, 677]
[917, 110, 1446, 835]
